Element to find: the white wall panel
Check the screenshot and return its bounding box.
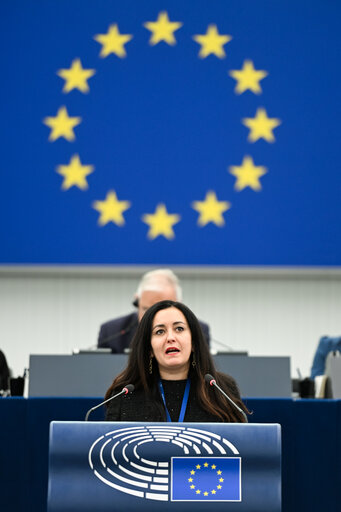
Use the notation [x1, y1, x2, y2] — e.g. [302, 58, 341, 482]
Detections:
[1, 269, 340, 387]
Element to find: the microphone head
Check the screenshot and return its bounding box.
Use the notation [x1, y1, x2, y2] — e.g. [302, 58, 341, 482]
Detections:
[204, 374, 216, 386]
[123, 384, 135, 394]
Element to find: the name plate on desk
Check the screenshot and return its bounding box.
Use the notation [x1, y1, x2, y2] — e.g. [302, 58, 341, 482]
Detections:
[29, 354, 291, 397]
[48, 422, 281, 512]
[328, 356, 341, 398]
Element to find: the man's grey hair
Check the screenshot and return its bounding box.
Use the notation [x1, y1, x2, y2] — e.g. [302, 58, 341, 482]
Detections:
[136, 269, 183, 301]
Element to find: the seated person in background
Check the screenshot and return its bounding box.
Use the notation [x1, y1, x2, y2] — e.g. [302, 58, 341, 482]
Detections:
[98, 269, 210, 353]
[310, 335, 341, 378]
[0, 349, 10, 392]
[105, 300, 248, 422]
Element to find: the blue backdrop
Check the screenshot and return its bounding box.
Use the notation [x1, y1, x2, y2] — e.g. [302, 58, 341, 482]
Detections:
[1, 0, 340, 265]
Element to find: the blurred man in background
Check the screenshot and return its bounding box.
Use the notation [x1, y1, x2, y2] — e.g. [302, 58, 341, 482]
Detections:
[97, 269, 210, 353]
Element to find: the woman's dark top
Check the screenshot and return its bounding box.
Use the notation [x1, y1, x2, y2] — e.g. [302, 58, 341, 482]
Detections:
[106, 377, 240, 422]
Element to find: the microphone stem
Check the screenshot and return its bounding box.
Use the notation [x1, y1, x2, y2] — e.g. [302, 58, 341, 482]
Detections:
[85, 389, 126, 421]
[213, 382, 247, 422]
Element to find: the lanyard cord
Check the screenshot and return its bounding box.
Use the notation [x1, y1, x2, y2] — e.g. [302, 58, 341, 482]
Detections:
[158, 378, 191, 422]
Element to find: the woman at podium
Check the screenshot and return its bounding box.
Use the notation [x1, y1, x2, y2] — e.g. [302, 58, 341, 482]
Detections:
[105, 300, 248, 423]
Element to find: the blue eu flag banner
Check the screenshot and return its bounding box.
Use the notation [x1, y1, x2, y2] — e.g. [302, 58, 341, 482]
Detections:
[1, 0, 340, 265]
[171, 457, 241, 501]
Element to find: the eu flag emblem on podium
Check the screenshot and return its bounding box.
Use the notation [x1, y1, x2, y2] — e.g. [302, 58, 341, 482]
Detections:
[171, 457, 241, 501]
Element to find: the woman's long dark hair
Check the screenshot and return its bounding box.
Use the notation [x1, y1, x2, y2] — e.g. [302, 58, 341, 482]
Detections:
[0, 350, 10, 391]
[105, 300, 249, 422]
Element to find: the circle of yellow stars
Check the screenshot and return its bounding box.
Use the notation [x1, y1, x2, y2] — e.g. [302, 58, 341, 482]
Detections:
[188, 462, 224, 497]
[43, 11, 281, 240]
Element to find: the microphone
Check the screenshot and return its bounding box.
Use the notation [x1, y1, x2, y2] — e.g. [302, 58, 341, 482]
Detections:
[84, 384, 134, 421]
[204, 374, 247, 422]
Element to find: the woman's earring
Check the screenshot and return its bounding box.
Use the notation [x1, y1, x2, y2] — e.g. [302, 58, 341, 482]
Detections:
[149, 356, 153, 374]
[191, 352, 196, 368]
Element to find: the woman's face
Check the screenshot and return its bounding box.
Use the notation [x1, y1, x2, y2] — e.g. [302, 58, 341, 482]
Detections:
[150, 307, 192, 379]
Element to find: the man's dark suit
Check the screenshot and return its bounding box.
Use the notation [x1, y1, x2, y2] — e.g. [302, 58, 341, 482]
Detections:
[98, 312, 210, 353]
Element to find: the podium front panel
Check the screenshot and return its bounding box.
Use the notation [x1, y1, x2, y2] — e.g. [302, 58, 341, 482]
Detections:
[48, 422, 281, 511]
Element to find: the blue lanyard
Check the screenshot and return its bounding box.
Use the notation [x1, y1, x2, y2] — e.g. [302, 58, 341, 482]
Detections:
[158, 378, 191, 422]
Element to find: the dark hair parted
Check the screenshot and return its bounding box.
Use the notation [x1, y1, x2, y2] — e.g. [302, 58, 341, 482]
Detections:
[105, 300, 249, 422]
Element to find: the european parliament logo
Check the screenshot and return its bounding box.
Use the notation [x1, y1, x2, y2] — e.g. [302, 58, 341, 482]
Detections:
[88, 425, 242, 502]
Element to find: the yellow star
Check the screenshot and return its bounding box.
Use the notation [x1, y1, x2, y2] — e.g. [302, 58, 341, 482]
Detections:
[192, 191, 231, 227]
[217, 470, 222, 475]
[229, 60, 268, 94]
[190, 470, 195, 475]
[229, 155, 267, 191]
[203, 491, 209, 496]
[211, 464, 216, 469]
[211, 489, 216, 494]
[242, 107, 281, 142]
[196, 464, 201, 469]
[56, 154, 94, 190]
[57, 59, 95, 93]
[193, 24, 232, 58]
[190, 485, 195, 489]
[43, 106, 81, 142]
[142, 204, 180, 240]
[219, 478, 224, 482]
[188, 478, 193, 482]
[203, 462, 209, 467]
[144, 11, 183, 45]
[92, 190, 131, 226]
[196, 489, 201, 494]
[94, 24, 133, 58]
[217, 485, 222, 489]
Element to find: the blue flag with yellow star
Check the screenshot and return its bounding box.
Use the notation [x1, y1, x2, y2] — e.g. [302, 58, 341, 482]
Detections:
[1, 0, 340, 265]
[171, 457, 241, 501]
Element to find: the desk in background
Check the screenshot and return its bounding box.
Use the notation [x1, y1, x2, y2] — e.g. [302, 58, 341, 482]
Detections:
[28, 354, 291, 398]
